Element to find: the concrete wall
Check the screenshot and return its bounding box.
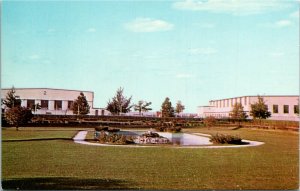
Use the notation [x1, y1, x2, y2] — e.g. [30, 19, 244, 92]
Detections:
[1, 88, 109, 116]
[198, 95, 299, 121]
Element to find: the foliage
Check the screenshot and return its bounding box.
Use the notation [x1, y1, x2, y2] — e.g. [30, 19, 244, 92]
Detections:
[2, 87, 21, 109]
[141, 131, 161, 138]
[72, 92, 90, 115]
[155, 123, 182, 133]
[106, 87, 133, 115]
[161, 97, 175, 117]
[4, 106, 33, 130]
[134, 100, 152, 115]
[29, 103, 41, 112]
[175, 100, 185, 115]
[210, 133, 242, 144]
[97, 131, 134, 144]
[250, 96, 271, 119]
[203, 116, 216, 127]
[229, 103, 248, 127]
[95, 126, 109, 131]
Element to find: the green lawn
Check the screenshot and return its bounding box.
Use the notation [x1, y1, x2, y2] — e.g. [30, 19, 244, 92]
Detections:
[2, 127, 298, 190]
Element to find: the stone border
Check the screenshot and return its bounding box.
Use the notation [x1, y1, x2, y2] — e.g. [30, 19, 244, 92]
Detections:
[73, 131, 265, 148]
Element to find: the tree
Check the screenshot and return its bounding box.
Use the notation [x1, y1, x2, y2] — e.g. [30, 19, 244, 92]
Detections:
[2, 87, 21, 109]
[229, 103, 248, 126]
[72, 92, 90, 115]
[161, 97, 175, 118]
[203, 116, 216, 129]
[250, 96, 271, 120]
[5, 106, 33, 130]
[175, 100, 185, 116]
[106, 87, 133, 115]
[134, 100, 152, 115]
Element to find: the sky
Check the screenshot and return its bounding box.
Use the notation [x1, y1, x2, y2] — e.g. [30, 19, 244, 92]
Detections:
[2, 0, 299, 113]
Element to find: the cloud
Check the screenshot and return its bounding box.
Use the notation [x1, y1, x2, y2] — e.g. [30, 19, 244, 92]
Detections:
[290, 10, 299, 18]
[173, 0, 291, 15]
[28, 54, 40, 60]
[261, 19, 294, 28]
[87, 28, 96, 33]
[275, 20, 293, 27]
[124, 18, 174, 32]
[189, 47, 217, 55]
[176, 73, 193, 79]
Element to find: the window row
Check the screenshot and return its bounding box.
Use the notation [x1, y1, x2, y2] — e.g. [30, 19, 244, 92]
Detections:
[272, 105, 299, 114]
[26, 100, 74, 110]
[212, 97, 248, 108]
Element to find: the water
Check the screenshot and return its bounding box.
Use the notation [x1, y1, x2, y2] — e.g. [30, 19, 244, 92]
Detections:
[117, 131, 212, 146]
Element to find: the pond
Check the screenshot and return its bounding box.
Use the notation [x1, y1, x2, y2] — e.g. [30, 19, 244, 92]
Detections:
[115, 130, 213, 146]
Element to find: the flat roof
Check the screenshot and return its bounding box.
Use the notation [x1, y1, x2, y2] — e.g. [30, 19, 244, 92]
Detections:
[209, 95, 299, 102]
[1, 87, 94, 93]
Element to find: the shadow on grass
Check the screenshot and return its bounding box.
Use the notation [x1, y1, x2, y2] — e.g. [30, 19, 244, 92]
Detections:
[2, 138, 72, 142]
[231, 126, 244, 130]
[2, 177, 135, 190]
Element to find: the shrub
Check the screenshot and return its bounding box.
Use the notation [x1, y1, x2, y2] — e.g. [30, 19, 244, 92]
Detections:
[155, 126, 181, 133]
[97, 131, 134, 144]
[95, 126, 109, 131]
[107, 127, 120, 133]
[210, 133, 242, 144]
[204, 116, 216, 128]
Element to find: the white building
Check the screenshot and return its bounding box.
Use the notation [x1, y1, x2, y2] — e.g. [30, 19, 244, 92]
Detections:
[1, 88, 109, 116]
[197, 95, 299, 121]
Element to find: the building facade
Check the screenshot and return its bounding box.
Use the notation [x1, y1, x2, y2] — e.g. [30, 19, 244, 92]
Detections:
[1, 88, 109, 116]
[197, 95, 299, 121]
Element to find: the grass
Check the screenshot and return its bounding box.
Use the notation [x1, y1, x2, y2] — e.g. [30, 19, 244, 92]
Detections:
[2, 126, 298, 190]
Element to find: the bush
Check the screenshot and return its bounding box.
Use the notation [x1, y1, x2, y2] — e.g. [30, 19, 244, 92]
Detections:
[210, 133, 242, 144]
[95, 126, 109, 131]
[203, 116, 216, 128]
[97, 131, 134, 144]
[155, 126, 181, 133]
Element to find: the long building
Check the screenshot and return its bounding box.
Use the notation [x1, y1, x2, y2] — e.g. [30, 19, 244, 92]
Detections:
[197, 95, 299, 121]
[1, 88, 109, 116]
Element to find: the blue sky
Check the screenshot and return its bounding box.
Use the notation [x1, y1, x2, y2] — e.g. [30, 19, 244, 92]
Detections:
[2, 0, 299, 112]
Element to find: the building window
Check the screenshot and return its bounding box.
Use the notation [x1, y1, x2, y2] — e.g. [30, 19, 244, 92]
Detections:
[273, 105, 278, 114]
[27, 99, 35, 109]
[244, 97, 247, 105]
[68, 101, 73, 110]
[283, 105, 289, 114]
[231, 99, 233, 106]
[54, 100, 62, 110]
[227, 99, 229, 107]
[41, 100, 48, 109]
[294, 105, 299, 114]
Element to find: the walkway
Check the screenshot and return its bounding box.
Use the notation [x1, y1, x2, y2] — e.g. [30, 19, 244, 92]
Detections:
[73, 131, 264, 148]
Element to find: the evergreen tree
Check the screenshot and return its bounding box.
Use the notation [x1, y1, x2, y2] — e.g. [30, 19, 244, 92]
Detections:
[72, 92, 90, 115]
[2, 87, 21, 109]
[250, 96, 271, 120]
[134, 100, 152, 115]
[175, 100, 185, 115]
[161, 97, 175, 117]
[106, 87, 132, 115]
